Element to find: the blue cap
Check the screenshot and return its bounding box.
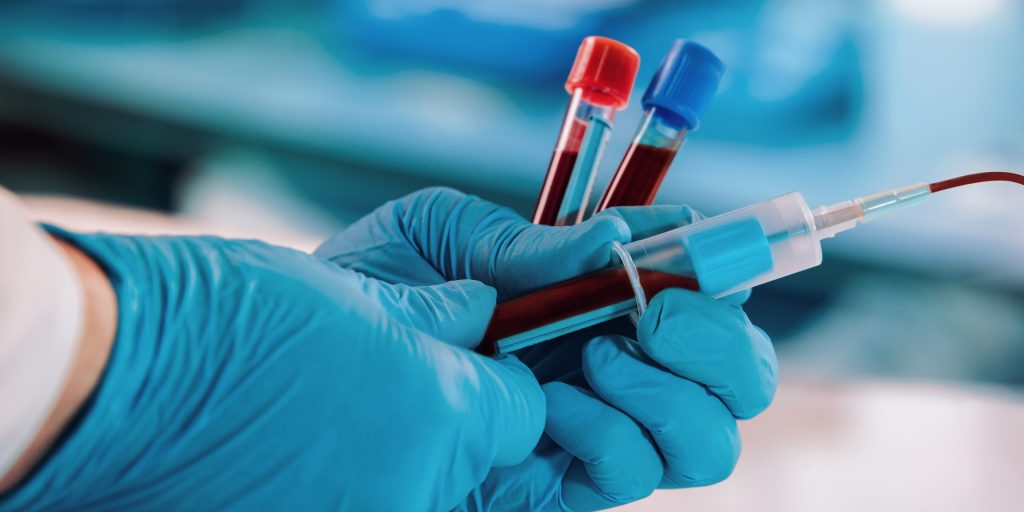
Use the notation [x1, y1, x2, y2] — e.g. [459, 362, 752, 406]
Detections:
[687, 219, 773, 296]
[642, 40, 725, 131]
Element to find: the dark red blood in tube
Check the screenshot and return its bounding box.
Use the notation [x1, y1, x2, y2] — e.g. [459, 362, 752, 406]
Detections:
[596, 144, 678, 211]
[929, 172, 1024, 193]
[478, 268, 699, 354]
[532, 151, 580, 225]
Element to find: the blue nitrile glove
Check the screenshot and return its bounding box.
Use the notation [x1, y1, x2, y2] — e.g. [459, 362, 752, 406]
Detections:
[316, 187, 777, 511]
[0, 230, 544, 512]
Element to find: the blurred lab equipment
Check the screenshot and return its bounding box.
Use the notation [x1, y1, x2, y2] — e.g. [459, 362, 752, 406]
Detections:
[532, 36, 639, 226]
[331, 0, 640, 81]
[0, 0, 247, 30]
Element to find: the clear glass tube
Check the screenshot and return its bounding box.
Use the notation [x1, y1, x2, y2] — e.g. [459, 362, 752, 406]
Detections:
[533, 89, 619, 226]
[594, 106, 689, 212]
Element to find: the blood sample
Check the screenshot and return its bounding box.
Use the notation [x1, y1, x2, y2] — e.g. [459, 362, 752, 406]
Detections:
[598, 144, 676, 207]
[928, 171, 1024, 192]
[534, 119, 582, 226]
[533, 36, 640, 226]
[479, 212, 775, 355]
[595, 40, 725, 212]
[480, 268, 698, 354]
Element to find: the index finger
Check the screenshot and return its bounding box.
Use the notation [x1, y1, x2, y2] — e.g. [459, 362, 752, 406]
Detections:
[636, 288, 777, 419]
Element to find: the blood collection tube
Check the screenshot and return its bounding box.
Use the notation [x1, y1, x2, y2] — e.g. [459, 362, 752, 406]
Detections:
[594, 40, 724, 212]
[533, 36, 640, 226]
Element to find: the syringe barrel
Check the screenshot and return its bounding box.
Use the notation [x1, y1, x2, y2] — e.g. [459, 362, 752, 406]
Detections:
[812, 182, 931, 239]
[480, 192, 824, 355]
[620, 192, 823, 304]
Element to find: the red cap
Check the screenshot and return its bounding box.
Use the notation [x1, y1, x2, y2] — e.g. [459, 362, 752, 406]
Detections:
[564, 36, 640, 110]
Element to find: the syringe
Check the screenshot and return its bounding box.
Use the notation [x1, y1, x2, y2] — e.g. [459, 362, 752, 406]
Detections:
[533, 36, 640, 226]
[479, 172, 1024, 354]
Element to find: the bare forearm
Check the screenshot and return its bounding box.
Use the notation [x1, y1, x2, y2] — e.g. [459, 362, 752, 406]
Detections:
[0, 238, 117, 493]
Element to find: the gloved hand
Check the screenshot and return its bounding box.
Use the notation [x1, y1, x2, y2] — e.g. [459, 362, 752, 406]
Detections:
[316, 187, 778, 511]
[0, 229, 543, 512]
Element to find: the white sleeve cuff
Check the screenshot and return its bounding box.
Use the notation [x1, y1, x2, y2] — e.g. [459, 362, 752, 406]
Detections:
[0, 187, 83, 479]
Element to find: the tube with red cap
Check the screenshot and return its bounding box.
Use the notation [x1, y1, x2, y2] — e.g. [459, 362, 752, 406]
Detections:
[595, 40, 724, 212]
[533, 36, 640, 226]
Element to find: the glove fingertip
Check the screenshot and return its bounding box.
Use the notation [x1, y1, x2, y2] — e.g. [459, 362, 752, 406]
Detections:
[638, 288, 714, 326]
[444, 280, 496, 349]
[582, 214, 632, 245]
[446, 279, 497, 309]
[594, 204, 702, 240]
[581, 335, 652, 403]
[636, 288, 693, 343]
[386, 279, 497, 349]
[570, 215, 632, 270]
[719, 288, 752, 306]
[582, 334, 631, 369]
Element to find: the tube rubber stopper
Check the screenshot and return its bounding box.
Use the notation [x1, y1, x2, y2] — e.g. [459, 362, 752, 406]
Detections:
[564, 36, 641, 110]
[642, 40, 725, 131]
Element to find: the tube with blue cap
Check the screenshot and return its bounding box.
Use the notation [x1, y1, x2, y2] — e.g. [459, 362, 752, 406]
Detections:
[594, 40, 725, 212]
[477, 173, 1024, 355]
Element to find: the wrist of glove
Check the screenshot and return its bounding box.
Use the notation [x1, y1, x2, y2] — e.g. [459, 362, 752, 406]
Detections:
[1, 228, 542, 512]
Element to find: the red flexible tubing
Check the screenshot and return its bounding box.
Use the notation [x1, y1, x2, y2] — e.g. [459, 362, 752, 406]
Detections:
[929, 172, 1024, 193]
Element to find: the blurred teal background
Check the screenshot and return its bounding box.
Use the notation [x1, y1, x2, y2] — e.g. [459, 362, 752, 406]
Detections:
[1, 0, 1022, 384]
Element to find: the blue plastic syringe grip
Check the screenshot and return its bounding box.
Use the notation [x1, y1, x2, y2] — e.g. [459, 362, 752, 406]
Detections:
[618, 192, 824, 308]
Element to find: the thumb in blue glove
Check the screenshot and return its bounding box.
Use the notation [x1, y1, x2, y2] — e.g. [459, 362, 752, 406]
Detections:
[315, 187, 638, 300]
